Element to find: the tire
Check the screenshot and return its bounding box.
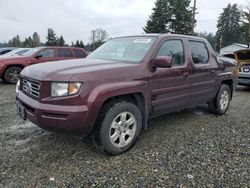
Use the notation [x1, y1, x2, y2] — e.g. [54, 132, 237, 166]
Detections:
[92, 100, 142, 155]
[4, 67, 22, 84]
[208, 84, 231, 115]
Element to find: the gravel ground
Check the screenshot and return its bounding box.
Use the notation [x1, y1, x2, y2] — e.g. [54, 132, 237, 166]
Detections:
[0, 79, 249, 187]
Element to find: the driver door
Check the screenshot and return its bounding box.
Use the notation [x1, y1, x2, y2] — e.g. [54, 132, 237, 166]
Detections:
[150, 39, 191, 116]
[31, 48, 56, 64]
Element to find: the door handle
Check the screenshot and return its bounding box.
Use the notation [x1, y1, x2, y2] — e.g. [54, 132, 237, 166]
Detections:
[183, 72, 189, 77]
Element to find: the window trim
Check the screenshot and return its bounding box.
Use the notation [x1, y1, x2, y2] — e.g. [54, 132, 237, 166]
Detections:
[188, 40, 210, 66]
[153, 38, 187, 68]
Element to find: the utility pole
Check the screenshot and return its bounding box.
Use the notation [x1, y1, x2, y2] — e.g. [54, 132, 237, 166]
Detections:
[192, 0, 197, 35]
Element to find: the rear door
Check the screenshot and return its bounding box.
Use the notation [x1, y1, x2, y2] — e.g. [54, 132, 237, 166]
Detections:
[150, 38, 191, 116]
[187, 40, 218, 106]
[57, 48, 75, 60]
[73, 49, 87, 58]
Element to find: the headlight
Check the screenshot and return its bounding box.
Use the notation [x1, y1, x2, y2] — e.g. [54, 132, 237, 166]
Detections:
[16, 80, 20, 94]
[51, 82, 82, 97]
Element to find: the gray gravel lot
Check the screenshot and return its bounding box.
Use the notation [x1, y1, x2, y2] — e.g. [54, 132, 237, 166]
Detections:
[0, 79, 249, 187]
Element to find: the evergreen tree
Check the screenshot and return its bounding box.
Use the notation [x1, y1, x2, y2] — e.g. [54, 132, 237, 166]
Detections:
[57, 35, 65, 46]
[32, 32, 40, 47]
[197, 32, 216, 50]
[143, 0, 193, 34]
[46, 28, 57, 46]
[216, 4, 243, 50]
[79, 41, 85, 48]
[143, 0, 170, 33]
[168, 0, 193, 35]
[8, 35, 22, 47]
[75, 40, 80, 47]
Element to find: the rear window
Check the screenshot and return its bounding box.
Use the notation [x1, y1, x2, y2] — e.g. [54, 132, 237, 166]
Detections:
[189, 41, 209, 64]
[74, 49, 86, 58]
[58, 48, 73, 58]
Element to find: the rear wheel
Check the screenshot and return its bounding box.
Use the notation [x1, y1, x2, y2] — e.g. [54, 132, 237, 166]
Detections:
[92, 100, 142, 155]
[208, 84, 231, 115]
[4, 67, 22, 84]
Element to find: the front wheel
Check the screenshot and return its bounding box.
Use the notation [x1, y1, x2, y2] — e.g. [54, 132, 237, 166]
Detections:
[4, 67, 22, 84]
[208, 84, 231, 115]
[92, 100, 142, 155]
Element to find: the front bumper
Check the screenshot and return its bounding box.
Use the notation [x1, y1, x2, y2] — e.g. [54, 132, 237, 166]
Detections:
[238, 72, 250, 86]
[16, 91, 90, 135]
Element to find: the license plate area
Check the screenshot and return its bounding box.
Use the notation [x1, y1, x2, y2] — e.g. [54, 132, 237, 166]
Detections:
[17, 102, 27, 120]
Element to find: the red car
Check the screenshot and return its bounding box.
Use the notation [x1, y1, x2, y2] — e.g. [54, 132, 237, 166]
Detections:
[0, 46, 88, 83]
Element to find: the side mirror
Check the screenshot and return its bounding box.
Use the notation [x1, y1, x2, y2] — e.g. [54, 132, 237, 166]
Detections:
[152, 56, 172, 68]
[34, 54, 43, 59]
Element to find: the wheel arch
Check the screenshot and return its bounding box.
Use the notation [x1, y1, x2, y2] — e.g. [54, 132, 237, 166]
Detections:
[97, 92, 148, 130]
[3, 64, 24, 75]
[221, 79, 233, 99]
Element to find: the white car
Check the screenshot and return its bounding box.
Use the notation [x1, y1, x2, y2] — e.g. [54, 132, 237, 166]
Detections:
[1, 48, 31, 57]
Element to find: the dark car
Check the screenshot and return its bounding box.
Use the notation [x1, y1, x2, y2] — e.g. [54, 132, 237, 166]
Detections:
[0, 46, 88, 83]
[16, 34, 237, 155]
[0, 47, 17, 55]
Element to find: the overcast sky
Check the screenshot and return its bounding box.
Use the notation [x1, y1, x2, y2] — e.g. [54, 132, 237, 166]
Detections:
[0, 0, 248, 44]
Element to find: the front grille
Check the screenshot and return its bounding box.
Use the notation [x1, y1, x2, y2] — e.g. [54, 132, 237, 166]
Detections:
[240, 64, 250, 72]
[22, 79, 40, 98]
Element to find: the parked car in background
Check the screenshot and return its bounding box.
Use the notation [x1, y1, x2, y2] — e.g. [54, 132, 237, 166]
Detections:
[234, 49, 250, 86]
[16, 34, 237, 155]
[0, 48, 31, 57]
[0, 46, 88, 83]
[0, 47, 16, 56]
[221, 49, 250, 86]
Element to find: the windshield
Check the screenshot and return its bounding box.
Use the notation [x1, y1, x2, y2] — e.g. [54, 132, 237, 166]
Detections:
[235, 51, 250, 61]
[88, 37, 157, 63]
[22, 48, 41, 57]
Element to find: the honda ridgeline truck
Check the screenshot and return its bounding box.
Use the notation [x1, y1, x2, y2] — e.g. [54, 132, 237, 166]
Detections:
[16, 34, 237, 155]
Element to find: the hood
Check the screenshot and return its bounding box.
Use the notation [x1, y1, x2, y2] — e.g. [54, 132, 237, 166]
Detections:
[21, 58, 139, 81]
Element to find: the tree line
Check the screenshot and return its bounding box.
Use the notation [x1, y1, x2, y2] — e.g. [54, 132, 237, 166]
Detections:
[1, 28, 109, 52]
[144, 0, 250, 51]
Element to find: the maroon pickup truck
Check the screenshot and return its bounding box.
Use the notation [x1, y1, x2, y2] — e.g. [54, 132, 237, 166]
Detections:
[0, 46, 88, 84]
[16, 34, 237, 155]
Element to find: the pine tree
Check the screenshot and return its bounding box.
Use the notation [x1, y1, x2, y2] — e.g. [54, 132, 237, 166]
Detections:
[79, 41, 85, 48]
[57, 35, 65, 46]
[75, 40, 80, 47]
[8, 35, 22, 47]
[46, 28, 57, 46]
[168, 0, 193, 35]
[32, 32, 40, 47]
[143, 0, 193, 34]
[216, 4, 243, 50]
[143, 0, 170, 33]
[197, 32, 216, 49]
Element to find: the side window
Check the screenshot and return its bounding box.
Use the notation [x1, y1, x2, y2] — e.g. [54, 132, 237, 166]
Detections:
[58, 48, 73, 58]
[0, 50, 12, 55]
[37, 49, 55, 58]
[189, 41, 209, 64]
[74, 49, 87, 58]
[156, 40, 185, 66]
